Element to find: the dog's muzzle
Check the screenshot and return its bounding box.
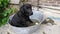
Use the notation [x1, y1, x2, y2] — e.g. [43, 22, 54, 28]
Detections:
[31, 12, 33, 15]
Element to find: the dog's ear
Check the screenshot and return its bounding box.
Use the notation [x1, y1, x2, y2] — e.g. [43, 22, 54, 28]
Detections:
[20, 6, 25, 14]
[17, 6, 25, 16]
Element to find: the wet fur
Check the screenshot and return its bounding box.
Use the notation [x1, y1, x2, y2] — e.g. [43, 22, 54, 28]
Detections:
[9, 4, 33, 27]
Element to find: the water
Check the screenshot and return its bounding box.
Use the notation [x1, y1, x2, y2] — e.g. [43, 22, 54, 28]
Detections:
[27, 19, 40, 27]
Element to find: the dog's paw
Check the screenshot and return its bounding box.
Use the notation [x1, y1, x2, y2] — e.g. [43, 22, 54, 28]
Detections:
[30, 21, 33, 23]
[41, 18, 56, 25]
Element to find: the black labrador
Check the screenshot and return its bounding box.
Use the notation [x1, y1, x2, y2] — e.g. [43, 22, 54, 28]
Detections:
[9, 4, 33, 27]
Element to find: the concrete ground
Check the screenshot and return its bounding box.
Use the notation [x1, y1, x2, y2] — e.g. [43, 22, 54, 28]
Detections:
[32, 8, 60, 34]
[0, 7, 60, 34]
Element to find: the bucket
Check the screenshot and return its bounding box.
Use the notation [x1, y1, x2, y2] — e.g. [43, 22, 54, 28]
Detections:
[8, 8, 46, 34]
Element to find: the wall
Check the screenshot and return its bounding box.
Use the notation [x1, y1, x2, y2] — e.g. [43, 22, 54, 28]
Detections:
[28, 0, 60, 7]
[10, 0, 60, 10]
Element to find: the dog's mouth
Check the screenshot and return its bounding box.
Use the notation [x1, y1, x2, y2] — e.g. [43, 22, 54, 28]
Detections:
[31, 12, 33, 15]
[26, 12, 33, 16]
[29, 12, 33, 16]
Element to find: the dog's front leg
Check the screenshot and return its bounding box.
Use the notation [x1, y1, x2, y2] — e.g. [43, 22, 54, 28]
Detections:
[27, 17, 33, 23]
[28, 19, 33, 23]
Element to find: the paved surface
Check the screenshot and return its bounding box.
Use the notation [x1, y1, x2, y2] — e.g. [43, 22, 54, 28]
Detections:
[0, 8, 60, 34]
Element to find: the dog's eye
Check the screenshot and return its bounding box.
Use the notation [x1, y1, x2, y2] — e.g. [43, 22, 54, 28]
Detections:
[26, 6, 31, 9]
[26, 7, 29, 9]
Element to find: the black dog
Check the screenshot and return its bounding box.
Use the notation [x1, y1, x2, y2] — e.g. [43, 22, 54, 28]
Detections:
[9, 4, 33, 27]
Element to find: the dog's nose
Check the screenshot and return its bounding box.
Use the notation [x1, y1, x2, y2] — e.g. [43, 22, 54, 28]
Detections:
[31, 12, 33, 15]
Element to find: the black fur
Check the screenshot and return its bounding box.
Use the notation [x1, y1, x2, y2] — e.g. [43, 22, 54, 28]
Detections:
[9, 4, 33, 27]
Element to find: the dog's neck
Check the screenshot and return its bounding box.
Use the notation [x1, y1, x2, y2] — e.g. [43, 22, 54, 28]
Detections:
[17, 12, 29, 18]
[22, 15, 29, 18]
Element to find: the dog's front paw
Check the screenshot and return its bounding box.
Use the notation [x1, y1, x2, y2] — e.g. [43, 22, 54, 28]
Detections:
[30, 21, 33, 23]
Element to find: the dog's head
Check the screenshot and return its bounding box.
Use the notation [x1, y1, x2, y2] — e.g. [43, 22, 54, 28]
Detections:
[20, 4, 33, 16]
